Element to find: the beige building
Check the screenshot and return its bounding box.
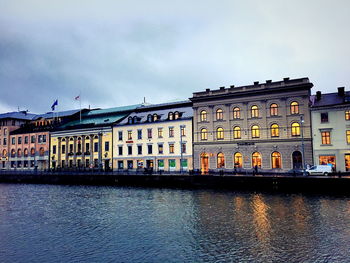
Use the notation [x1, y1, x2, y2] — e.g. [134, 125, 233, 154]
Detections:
[190, 78, 314, 173]
[113, 101, 193, 172]
[311, 88, 350, 172]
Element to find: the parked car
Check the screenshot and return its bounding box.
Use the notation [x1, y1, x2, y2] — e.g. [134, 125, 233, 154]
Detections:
[306, 165, 332, 176]
[287, 169, 304, 176]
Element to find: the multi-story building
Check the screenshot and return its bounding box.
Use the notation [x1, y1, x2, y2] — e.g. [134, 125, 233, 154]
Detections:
[113, 101, 193, 172]
[0, 111, 36, 169]
[190, 78, 313, 173]
[50, 104, 140, 170]
[310, 87, 350, 172]
[8, 110, 82, 170]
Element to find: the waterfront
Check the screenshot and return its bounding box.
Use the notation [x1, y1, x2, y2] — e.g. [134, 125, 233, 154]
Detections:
[1, 184, 350, 262]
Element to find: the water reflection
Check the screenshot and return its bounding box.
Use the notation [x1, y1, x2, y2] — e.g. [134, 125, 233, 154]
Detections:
[1, 185, 350, 263]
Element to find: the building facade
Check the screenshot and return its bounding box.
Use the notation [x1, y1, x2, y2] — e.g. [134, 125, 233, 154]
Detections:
[190, 78, 313, 173]
[113, 101, 193, 172]
[50, 105, 140, 170]
[0, 111, 36, 169]
[310, 88, 350, 172]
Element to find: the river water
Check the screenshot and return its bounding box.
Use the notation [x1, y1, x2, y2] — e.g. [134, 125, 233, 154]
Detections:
[0, 184, 350, 263]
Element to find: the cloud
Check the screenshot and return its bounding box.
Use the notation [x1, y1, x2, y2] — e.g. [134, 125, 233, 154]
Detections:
[0, 0, 349, 113]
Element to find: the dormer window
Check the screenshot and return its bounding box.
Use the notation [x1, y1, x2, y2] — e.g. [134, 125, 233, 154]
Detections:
[147, 114, 152, 122]
[168, 112, 174, 120]
[174, 111, 179, 120]
[133, 116, 138, 123]
[128, 117, 133, 124]
[153, 114, 158, 121]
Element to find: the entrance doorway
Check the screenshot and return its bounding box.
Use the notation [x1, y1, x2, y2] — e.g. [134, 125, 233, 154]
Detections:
[146, 160, 154, 168]
[200, 153, 209, 174]
[104, 159, 110, 171]
[292, 151, 302, 169]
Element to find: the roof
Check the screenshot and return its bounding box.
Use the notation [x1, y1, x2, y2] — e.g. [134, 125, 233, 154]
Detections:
[84, 104, 142, 117]
[311, 91, 350, 108]
[0, 111, 36, 120]
[32, 109, 82, 120]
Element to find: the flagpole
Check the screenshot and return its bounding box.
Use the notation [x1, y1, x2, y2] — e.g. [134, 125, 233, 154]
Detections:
[79, 92, 82, 124]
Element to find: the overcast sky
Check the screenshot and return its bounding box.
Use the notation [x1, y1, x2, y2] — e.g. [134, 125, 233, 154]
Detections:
[0, 0, 349, 114]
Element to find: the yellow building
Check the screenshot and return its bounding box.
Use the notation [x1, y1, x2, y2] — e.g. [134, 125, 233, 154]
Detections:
[50, 104, 140, 170]
[113, 101, 193, 172]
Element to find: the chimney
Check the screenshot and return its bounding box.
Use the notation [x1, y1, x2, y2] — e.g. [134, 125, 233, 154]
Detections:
[205, 88, 210, 93]
[283, 77, 290, 82]
[254, 81, 259, 85]
[219, 86, 225, 91]
[230, 85, 235, 88]
[316, 91, 322, 101]
[266, 80, 272, 84]
[338, 87, 345, 97]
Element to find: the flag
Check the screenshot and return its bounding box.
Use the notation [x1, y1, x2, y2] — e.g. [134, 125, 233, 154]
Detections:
[51, 99, 58, 111]
[75, 95, 80, 100]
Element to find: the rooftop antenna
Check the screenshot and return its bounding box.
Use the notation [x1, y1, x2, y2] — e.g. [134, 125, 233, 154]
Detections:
[144, 97, 146, 103]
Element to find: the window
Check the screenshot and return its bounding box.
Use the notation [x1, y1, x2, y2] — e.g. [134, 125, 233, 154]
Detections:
[181, 126, 185, 136]
[118, 131, 123, 141]
[291, 122, 300, 136]
[345, 154, 350, 171]
[61, 145, 65, 154]
[127, 131, 132, 140]
[94, 142, 98, 152]
[321, 113, 328, 123]
[252, 152, 262, 168]
[127, 160, 133, 169]
[3, 138, 7, 145]
[38, 135, 43, 143]
[251, 105, 259, 118]
[31, 136, 35, 143]
[200, 110, 207, 122]
[118, 146, 123, 155]
[2, 149, 7, 157]
[158, 144, 163, 154]
[169, 159, 176, 169]
[270, 103, 278, 116]
[271, 152, 281, 169]
[321, 131, 331, 145]
[216, 109, 223, 120]
[168, 112, 174, 120]
[17, 149, 22, 157]
[117, 161, 123, 169]
[3, 128, 7, 136]
[347, 130, 350, 144]
[11, 149, 15, 157]
[217, 153, 225, 168]
[24, 136, 28, 144]
[169, 127, 174, 137]
[52, 145, 56, 154]
[128, 145, 132, 155]
[137, 145, 142, 155]
[148, 145, 153, 154]
[11, 137, 15, 145]
[217, 127, 224, 140]
[251, 125, 260, 138]
[147, 114, 152, 122]
[233, 126, 241, 139]
[233, 107, 240, 119]
[346, 110, 350, 120]
[69, 144, 73, 153]
[105, 141, 109, 151]
[290, 101, 299, 114]
[147, 129, 152, 139]
[85, 143, 90, 152]
[18, 137, 22, 144]
[158, 159, 164, 169]
[169, 144, 174, 154]
[181, 143, 186, 153]
[158, 128, 163, 138]
[234, 152, 243, 168]
[174, 112, 179, 120]
[271, 124, 279, 137]
[319, 155, 335, 169]
[39, 147, 45, 156]
[128, 117, 132, 124]
[43, 135, 47, 143]
[153, 114, 158, 121]
[201, 128, 208, 140]
[137, 129, 142, 140]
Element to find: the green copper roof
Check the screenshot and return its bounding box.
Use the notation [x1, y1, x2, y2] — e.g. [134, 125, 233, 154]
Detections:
[84, 104, 142, 117]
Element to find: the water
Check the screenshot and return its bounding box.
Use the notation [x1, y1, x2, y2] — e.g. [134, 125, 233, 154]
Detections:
[0, 184, 350, 263]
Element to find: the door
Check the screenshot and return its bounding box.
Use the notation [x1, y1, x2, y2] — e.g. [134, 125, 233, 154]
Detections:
[292, 151, 302, 169]
[201, 153, 209, 174]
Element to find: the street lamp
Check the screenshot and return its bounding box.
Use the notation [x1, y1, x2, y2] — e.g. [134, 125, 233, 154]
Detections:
[300, 116, 306, 176]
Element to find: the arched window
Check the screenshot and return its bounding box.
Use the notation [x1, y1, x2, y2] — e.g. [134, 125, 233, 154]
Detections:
[2, 149, 7, 157]
[168, 112, 174, 120]
[345, 110, 350, 120]
[252, 152, 262, 168]
[234, 152, 243, 168]
[24, 148, 28, 157]
[291, 122, 300, 136]
[3, 128, 7, 136]
[270, 103, 278, 116]
[217, 153, 225, 168]
[153, 114, 158, 121]
[17, 149, 22, 157]
[11, 149, 16, 157]
[290, 101, 299, 114]
[39, 147, 45, 156]
[251, 125, 260, 138]
[200, 110, 207, 122]
[133, 116, 138, 123]
[271, 151, 282, 169]
[233, 107, 240, 119]
[31, 148, 35, 156]
[251, 105, 259, 118]
[271, 124, 279, 137]
[174, 111, 179, 120]
[200, 128, 208, 140]
[217, 127, 224, 140]
[233, 126, 241, 139]
[147, 114, 153, 122]
[216, 109, 223, 120]
[128, 116, 133, 124]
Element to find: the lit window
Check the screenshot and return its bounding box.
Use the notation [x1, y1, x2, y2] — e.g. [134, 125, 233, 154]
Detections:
[234, 152, 242, 168]
[200, 110, 207, 122]
[153, 114, 158, 121]
[216, 109, 223, 120]
[174, 112, 179, 120]
[270, 103, 278, 116]
[251, 105, 259, 118]
[321, 131, 331, 144]
[127, 131, 132, 140]
[345, 110, 350, 120]
[181, 126, 185, 136]
[158, 128, 163, 138]
[251, 125, 260, 138]
[217, 153, 225, 168]
[347, 130, 350, 144]
[290, 101, 299, 114]
[168, 112, 174, 120]
[216, 127, 224, 140]
[169, 127, 174, 137]
[271, 124, 279, 137]
[233, 107, 240, 119]
[252, 152, 262, 168]
[201, 128, 208, 140]
[291, 122, 300, 136]
[271, 151, 281, 169]
[319, 155, 335, 169]
[2, 149, 7, 157]
[233, 126, 241, 139]
[158, 144, 163, 154]
[181, 143, 186, 153]
[345, 154, 350, 171]
[169, 144, 174, 154]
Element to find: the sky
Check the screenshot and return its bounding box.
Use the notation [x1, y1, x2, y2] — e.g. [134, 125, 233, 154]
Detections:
[0, 0, 349, 114]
